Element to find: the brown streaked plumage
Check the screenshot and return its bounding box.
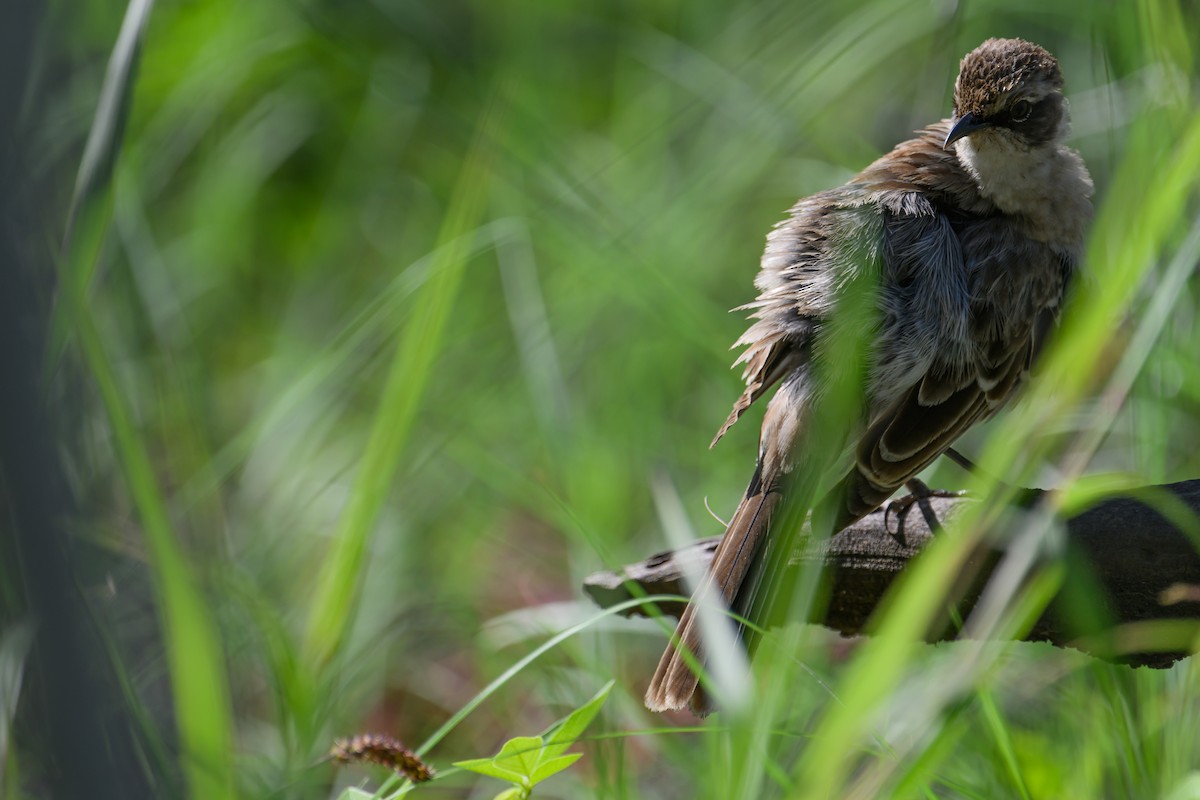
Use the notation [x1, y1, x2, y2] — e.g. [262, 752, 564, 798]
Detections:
[646, 38, 1093, 714]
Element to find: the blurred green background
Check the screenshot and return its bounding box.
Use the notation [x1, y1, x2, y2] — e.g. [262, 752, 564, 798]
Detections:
[5, 0, 1200, 798]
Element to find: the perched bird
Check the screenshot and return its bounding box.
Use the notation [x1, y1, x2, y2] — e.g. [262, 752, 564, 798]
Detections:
[645, 38, 1094, 714]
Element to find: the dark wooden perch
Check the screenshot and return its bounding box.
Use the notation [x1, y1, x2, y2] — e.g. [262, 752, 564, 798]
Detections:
[584, 479, 1200, 667]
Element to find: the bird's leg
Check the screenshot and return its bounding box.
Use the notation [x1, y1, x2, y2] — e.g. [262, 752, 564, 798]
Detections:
[881, 478, 967, 536]
[943, 447, 1045, 507]
[943, 447, 979, 475]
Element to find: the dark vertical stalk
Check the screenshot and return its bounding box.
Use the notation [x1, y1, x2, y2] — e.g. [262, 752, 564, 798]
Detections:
[0, 5, 155, 797]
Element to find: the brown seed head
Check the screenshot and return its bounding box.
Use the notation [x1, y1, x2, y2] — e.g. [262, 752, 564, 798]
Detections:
[953, 38, 1063, 120]
[331, 733, 435, 782]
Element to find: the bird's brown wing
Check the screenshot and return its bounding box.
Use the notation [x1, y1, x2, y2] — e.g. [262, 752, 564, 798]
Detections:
[838, 337, 1031, 524]
[711, 195, 875, 449]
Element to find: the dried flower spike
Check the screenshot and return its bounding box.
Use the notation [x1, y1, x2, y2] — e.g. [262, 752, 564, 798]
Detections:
[331, 734, 435, 783]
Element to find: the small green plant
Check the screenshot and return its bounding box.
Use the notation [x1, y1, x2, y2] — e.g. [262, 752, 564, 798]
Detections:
[331, 681, 613, 799]
[453, 681, 614, 800]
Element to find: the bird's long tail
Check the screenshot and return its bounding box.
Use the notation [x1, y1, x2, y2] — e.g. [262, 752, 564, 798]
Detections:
[644, 474, 781, 714]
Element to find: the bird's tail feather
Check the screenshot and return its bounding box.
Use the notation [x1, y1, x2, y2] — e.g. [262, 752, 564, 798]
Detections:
[644, 480, 781, 714]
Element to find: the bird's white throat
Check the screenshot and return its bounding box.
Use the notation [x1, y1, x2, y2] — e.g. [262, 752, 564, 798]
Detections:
[955, 134, 1092, 244]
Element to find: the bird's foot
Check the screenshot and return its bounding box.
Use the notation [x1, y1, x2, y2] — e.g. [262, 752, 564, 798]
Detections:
[882, 479, 967, 537]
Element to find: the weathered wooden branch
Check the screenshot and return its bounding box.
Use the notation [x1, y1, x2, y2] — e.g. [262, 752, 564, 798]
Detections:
[584, 480, 1200, 667]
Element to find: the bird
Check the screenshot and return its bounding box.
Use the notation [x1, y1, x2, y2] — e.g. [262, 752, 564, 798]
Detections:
[645, 38, 1094, 714]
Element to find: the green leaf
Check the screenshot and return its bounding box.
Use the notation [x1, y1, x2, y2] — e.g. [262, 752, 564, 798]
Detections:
[529, 753, 583, 785]
[492, 735, 546, 779]
[453, 756, 527, 785]
[541, 680, 613, 760]
[454, 683, 614, 794]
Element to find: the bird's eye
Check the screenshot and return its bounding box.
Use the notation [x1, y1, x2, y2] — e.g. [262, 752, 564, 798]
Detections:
[1009, 99, 1033, 123]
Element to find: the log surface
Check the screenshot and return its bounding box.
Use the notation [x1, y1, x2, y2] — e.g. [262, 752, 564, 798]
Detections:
[583, 480, 1200, 667]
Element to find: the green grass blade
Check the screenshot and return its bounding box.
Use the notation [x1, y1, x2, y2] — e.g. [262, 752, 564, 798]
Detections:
[301, 101, 497, 669]
[542, 680, 615, 759]
[418, 597, 661, 757]
[64, 0, 154, 247]
[976, 688, 1032, 800]
[65, 279, 236, 799]
[55, 0, 237, 796]
[51, 0, 156, 366]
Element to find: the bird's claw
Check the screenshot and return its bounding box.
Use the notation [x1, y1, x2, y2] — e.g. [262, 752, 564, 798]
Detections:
[881, 494, 917, 535]
[882, 481, 967, 535]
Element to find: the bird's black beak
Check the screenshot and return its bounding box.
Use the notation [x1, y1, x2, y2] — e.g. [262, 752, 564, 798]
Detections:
[943, 112, 988, 149]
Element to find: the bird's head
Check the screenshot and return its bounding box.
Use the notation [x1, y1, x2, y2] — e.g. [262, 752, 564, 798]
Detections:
[944, 38, 1067, 151]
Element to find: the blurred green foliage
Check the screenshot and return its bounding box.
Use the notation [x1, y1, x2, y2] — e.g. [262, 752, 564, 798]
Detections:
[11, 0, 1200, 797]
